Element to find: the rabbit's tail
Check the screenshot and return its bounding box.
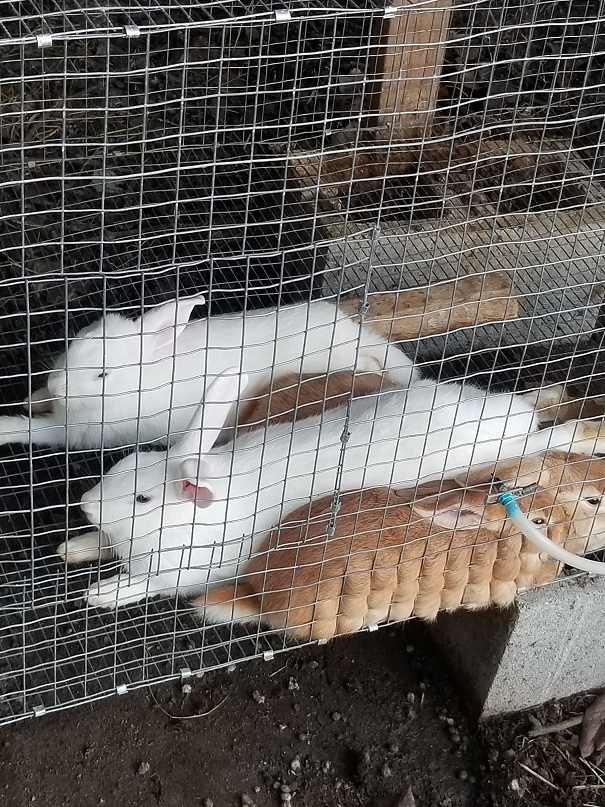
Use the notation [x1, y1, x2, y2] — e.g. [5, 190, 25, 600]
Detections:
[192, 581, 261, 626]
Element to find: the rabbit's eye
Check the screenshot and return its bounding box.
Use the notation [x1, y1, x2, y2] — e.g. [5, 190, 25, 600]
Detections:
[532, 517, 546, 525]
[97, 371, 108, 379]
[587, 497, 602, 507]
[136, 494, 151, 504]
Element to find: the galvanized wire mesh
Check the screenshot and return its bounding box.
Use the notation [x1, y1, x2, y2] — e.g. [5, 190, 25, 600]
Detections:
[1, 0, 605, 723]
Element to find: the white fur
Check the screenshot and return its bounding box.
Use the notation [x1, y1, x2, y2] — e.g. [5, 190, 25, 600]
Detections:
[0, 296, 417, 449]
[71, 373, 604, 609]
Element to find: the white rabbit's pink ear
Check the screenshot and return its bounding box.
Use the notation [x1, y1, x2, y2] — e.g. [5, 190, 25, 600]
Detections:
[180, 479, 215, 509]
[140, 294, 206, 359]
[178, 458, 215, 509]
[411, 490, 487, 530]
[171, 369, 249, 456]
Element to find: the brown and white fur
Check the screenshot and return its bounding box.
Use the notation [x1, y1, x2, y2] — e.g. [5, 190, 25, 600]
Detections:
[193, 451, 605, 641]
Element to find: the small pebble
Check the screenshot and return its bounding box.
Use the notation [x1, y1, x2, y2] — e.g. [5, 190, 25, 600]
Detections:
[406, 644, 414, 653]
[298, 733, 310, 742]
[331, 712, 341, 722]
[446, 717, 455, 726]
[251, 690, 266, 705]
[288, 677, 300, 691]
[281, 795, 292, 806]
[227, 665, 237, 673]
[382, 764, 392, 778]
[273, 782, 281, 790]
[504, 748, 516, 760]
[137, 762, 150, 775]
[457, 770, 468, 781]
[241, 796, 255, 807]
[450, 732, 461, 745]
[280, 785, 291, 794]
[290, 755, 302, 774]
[406, 692, 415, 704]
[509, 779, 521, 792]
[388, 741, 399, 754]
[254, 787, 261, 794]
[321, 761, 331, 773]
[181, 683, 192, 695]
[203, 800, 213, 807]
[279, 724, 287, 731]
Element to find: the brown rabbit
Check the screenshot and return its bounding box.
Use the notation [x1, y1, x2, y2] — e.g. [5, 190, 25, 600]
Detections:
[193, 485, 565, 642]
[194, 451, 605, 642]
[235, 370, 387, 434]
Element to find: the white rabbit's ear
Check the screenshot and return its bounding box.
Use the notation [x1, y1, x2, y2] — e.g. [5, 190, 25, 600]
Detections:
[140, 293, 206, 359]
[178, 459, 216, 509]
[171, 369, 249, 457]
[411, 489, 489, 530]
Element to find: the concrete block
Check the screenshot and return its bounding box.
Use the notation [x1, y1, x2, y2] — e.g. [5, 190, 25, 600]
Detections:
[430, 573, 605, 718]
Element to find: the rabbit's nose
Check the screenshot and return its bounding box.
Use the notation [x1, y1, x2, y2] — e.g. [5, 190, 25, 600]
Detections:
[80, 496, 100, 522]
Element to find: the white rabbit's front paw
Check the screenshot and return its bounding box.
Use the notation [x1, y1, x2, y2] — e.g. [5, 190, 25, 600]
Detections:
[22, 387, 55, 414]
[85, 574, 152, 609]
[57, 531, 113, 564]
[0, 417, 20, 446]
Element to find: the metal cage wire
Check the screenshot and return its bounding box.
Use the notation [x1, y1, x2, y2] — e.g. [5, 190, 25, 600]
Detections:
[1, 0, 605, 723]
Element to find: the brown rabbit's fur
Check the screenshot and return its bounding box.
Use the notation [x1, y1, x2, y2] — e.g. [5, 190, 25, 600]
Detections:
[235, 371, 387, 434]
[194, 371, 605, 642]
[193, 478, 579, 641]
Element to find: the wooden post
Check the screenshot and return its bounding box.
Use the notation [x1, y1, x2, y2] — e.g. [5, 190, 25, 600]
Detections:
[369, 0, 453, 135]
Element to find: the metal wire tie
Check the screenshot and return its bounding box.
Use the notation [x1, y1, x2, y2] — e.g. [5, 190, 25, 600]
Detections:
[485, 480, 538, 505]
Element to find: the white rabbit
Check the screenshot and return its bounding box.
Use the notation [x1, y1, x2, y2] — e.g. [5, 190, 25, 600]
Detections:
[65, 369, 605, 609]
[0, 294, 417, 449]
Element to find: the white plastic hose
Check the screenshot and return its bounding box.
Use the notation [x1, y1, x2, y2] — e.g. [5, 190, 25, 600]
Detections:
[498, 490, 605, 575]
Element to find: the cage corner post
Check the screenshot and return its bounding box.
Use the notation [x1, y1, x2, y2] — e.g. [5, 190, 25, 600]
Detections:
[369, 0, 453, 137]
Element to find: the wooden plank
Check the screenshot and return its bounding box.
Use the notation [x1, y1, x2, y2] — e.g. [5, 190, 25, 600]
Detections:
[339, 272, 519, 341]
[370, 0, 453, 134]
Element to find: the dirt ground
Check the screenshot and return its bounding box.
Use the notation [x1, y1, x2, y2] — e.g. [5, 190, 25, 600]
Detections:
[1, 621, 603, 807]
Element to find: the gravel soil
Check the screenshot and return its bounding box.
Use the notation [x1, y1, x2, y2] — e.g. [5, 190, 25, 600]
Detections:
[1, 621, 603, 807]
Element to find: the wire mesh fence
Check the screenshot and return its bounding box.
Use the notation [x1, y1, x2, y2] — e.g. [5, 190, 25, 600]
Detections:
[1, 0, 605, 724]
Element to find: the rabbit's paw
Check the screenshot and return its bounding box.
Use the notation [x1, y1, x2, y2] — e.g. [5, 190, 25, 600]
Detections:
[22, 387, 54, 414]
[85, 575, 150, 609]
[572, 419, 605, 455]
[57, 531, 112, 564]
[0, 416, 24, 446]
[521, 385, 568, 424]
